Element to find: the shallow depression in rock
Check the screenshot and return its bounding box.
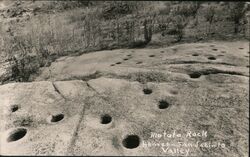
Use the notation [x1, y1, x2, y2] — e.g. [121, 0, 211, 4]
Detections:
[189, 72, 201, 78]
[49, 114, 64, 123]
[208, 56, 216, 60]
[10, 104, 19, 112]
[143, 88, 152, 95]
[7, 128, 27, 142]
[122, 135, 140, 149]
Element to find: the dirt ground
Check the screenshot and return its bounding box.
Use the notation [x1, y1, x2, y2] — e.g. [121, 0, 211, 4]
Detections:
[0, 41, 249, 156]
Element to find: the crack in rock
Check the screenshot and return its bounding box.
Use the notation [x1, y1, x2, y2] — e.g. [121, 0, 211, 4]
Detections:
[189, 69, 248, 78]
[51, 82, 67, 100]
[169, 60, 237, 66]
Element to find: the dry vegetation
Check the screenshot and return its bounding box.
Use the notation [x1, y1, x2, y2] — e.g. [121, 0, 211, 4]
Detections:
[0, 1, 249, 83]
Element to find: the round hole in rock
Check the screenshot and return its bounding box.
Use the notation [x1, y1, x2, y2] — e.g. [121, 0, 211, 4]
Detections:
[116, 62, 122, 65]
[122, 135, 140, 149]
[239, 47, 244, 49]
[158, 100, 170, 109]
[123, 58, 129, 61]
[189, 72, 201, 79]
[246, 65, 249, 68]
[221, 51, 226, 53]
[208, 56, 216, 60]
[149, 55, 155, 57]
[50, 114, 64, 123]
[136, 61, 142, 64]
[127, 54, 131, 57]
[212, 48, 218, 51]
[192, 54, 199, 56]
[161, 51, 164, 53]
[110, 64, 115, 66]
[7, 128, 27, 142]
[100, 114, 112, 124]
[143, 88, 152, 95]
[10, 105, 19, 112]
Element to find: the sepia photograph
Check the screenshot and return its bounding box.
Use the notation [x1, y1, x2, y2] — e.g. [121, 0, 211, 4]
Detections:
[0, 0, 249, 156]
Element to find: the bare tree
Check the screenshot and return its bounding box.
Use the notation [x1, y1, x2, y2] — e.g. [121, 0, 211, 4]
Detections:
[227, 2, 249, 34]
[204, 5, 216, 36]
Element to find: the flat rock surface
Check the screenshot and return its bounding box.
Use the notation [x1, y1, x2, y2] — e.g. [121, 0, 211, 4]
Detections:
[0, 41, 249, 156]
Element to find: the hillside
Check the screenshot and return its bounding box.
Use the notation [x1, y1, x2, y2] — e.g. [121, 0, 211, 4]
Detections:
[0, 1, 249, 83]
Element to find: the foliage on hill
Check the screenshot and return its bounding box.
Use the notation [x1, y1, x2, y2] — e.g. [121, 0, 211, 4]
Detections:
[0, 1, 249, 83]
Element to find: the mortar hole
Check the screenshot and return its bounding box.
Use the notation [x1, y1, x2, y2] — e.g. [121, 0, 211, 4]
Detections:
[208, 56, 216, 60]
[122, 135, 140, 149]
[221, 51, 226, 53]
[136, 61, 142, 64]
[7, 128, 27, 142]
[100, 114, 112, 124]
[192, 54, 199, 56]
[143, 88, 152, 95]
[212, 48, 218, 51]
[123, 58, 129, 61]
[189, 72, 201, 78]
[116, 62, 122, 65]
[239, 47, 244, 49]
[161, 51, 164, 53]
[10, 105, 19, 112]
[50, 114, 64, 123]
[110, 64, 115, 66]
[149, 55, 155, 57]
[158, 100, 170, 109]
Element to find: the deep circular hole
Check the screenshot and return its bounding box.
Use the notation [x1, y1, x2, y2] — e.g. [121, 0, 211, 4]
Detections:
[50, 114, 64, 123]
[136, 61, 142, 64]
[192, 54, 199, 56]
[246, 65, 249, 68]
[189, 72, 201, 79]
[110, 64, 115, 66]
[100, 114, 112, 124]
[239, 47, 244, 49]
[212, 48, 218, 51]
[123, 58, 129, 61]
[217, 54, 224, 56]
[208, 56, 216, 60]
[143, 88, 152, 95]
[149, 55, 155, 57]
[10, 105, 19, 112]
[7, 128, 27, 142]
[116, 62, 122, 65]
[122, 135, 140, 149]
[158, 100, 170, 109]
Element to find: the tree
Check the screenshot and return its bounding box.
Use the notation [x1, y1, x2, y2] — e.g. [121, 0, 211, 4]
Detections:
[204, 5, 216, 36]
[172, 15, 188, 42]
[227, 2, 249, 34]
